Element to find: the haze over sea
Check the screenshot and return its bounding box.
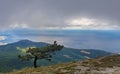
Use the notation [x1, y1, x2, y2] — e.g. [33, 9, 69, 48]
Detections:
[0, 29, 120, 53]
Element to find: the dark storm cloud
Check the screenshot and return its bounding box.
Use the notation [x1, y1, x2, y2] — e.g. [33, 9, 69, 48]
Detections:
[0, 0, 120, 30]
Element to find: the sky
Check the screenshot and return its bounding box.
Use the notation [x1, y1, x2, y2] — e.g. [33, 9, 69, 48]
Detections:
[0, 0, 120, 52]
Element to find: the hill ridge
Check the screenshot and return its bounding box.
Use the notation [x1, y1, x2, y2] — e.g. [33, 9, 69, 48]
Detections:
[0, 40, 112, 72]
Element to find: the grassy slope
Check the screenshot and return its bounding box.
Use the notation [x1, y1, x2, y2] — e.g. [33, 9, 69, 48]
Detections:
[5, 54, 120, 74]
[0, 40, 112, 72]
[0, 47, 111, 72]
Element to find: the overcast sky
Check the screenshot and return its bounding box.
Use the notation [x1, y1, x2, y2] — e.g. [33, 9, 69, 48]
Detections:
[0, 0, 120, 30]
[0, 0, 120, 53]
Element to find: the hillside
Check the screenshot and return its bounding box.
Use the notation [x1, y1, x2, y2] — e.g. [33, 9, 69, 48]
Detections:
[0, 40, 111, 72]
[6, 54, 120, 74]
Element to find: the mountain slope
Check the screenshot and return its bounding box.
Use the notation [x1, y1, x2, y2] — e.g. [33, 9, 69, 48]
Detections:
[0, 40, 112, 72]
[7, 54, 120, 74]
[0, 40, 48, 51]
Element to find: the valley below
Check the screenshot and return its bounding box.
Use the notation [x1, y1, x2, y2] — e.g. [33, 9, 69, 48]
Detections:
[0, 40, 115, 74]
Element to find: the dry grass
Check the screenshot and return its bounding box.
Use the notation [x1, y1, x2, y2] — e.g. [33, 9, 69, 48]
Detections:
[2, 54, 120, 74]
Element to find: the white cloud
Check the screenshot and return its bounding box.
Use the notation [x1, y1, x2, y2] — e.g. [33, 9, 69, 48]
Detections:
[5, 17, 120, 30]
[0, 42, 7, 46]
[0, 36, 7, 45]
[65, 17, 119, 30]
[9, 23, 29, 29]
[68, 18, 96, 26]
[0, 36, 6, 40]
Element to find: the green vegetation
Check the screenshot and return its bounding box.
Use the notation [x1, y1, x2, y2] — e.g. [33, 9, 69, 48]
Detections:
[18, 41, 64, 68]
[6, 54, 120, 74]
[0, 40, 111, 72]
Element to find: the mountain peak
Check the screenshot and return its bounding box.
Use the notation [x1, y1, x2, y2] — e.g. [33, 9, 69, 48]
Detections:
[0, 39, 49, 50]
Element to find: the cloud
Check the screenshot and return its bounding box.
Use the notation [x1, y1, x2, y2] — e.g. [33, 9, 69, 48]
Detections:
[0, 36, 7, 45]
[68, 18, 96, 26]
[65, 17, 119, 30]
[0, 0, 120, 30]
[9, 23, 29, 29]
[0, 42, 7, 46]
[0, 36, 6, 40]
